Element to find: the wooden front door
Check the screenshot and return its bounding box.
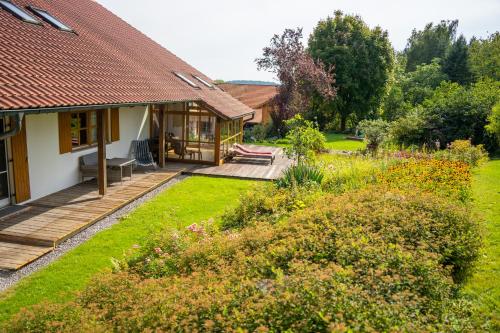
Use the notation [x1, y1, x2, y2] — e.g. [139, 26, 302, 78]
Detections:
[11, 117, 31, 203]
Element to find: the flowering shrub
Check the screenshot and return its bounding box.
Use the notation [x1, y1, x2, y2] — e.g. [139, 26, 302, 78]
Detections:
[7, 187, 482, 332]
[220, 182, 321, 230]
[433, 139, 489, 167]
[378, 158, 472, 202]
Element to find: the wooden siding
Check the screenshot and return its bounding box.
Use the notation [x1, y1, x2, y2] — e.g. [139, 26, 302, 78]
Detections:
[11, 117, 31, 203]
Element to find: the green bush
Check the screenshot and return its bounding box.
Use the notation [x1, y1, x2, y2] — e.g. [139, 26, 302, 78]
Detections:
[275, 164, 324, 189]
[284, 115, 326, 163]
[434, 140, 489, 167]
[5, 186, 482, 332]
[219, 182, 320, 231]
[389, 107, 430, 147]
[486, 102, 500, 144]
[357, 119, 390, 151]
[244, 123, 272, 142]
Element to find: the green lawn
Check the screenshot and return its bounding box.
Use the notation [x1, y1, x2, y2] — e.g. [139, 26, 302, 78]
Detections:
[466, 158, 500, 327]
[323, 133, 366, 151]
[255, 132, 365, 151]
[0, 176, 255, 323]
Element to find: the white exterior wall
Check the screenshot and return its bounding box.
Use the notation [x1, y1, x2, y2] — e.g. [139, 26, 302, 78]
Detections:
[25, 106, 150, 201]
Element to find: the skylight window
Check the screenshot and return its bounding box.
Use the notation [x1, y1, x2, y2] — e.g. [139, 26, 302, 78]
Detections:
[0, 0, 40, 24]
[174, 72, 200, 89]
[193, 75, 214, 89]
[29, 7, 73, 32]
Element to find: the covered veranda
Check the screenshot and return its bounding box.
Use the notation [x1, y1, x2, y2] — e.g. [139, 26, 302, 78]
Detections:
[149, 101, 245, 168]
[0, 165, 185, 270]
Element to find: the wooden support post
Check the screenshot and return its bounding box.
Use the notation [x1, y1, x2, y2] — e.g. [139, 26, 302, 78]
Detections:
[158, 104, 166, 168]
[239, 118, 244, 143]
[214, 118, 221, 165]
[96, 109, 107, 195]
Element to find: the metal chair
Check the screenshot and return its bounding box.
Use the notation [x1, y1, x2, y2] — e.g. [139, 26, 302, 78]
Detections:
[130, 140, 157, 169]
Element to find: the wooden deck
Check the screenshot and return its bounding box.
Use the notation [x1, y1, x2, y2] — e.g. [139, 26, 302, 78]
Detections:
[184, 145, 293, 180]
[0, 165, 184, 271]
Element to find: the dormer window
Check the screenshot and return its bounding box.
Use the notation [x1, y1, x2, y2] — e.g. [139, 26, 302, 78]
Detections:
[29, 6, 73, 32]
[174, 72, 200, 89]
[0, 0, 40, 24]
[193, 75, 214, 89]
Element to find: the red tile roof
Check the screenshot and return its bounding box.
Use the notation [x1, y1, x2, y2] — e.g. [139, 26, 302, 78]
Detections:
[218, 83, 278, 109]
[0, 0, 254, 119]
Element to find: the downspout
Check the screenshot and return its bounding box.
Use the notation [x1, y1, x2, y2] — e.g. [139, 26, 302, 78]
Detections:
[0, 113, 24, 140]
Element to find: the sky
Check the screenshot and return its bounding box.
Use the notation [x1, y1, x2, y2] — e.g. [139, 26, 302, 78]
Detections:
[96, 0, 499, 83]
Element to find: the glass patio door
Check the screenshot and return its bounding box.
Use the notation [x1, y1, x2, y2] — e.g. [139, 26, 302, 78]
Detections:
[0, 118, 10, 208]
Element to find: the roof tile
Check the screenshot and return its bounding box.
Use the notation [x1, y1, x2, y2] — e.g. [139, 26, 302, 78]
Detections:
[0, 0, 254, 118]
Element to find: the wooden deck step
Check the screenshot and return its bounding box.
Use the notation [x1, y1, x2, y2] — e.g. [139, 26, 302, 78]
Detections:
[0, 241, 52, 270]
[0, 167, 185, 270]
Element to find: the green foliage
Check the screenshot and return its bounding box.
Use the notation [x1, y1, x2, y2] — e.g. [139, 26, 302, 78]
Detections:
[275, 164, 324, 189]
[404, 20, 458, 72]
[389, 79, 500, 151]
[283, 114, 326, 163]
[308, 10, 394, 130]
[469, 32, 500, 81]
[434, 140, 489, 167]
[443, 34, 473, 85]
[423, 79, 500, 149]
[319, 154, 386, 194]
[486, 102, 500, 144]
[402, 59, 449, 105]
[357, 119, 390, 150]
[6, 185, 482, 332]
[244, 122, 272, 142]
[382, 59, 447, 121]
[389, 107, 429, 146]
[220, 182, 320, 231]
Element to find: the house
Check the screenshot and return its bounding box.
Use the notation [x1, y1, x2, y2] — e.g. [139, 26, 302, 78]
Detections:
[217, 81, 278, 126]
[0, 0, 255, 209]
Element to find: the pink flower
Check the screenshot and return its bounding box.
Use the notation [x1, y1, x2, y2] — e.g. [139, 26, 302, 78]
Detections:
[186, 223, 199, 232]
[154, 247, 163, 254]
[186, 223, 205, 234]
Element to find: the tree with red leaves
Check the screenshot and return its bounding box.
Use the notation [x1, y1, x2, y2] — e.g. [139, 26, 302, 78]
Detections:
[256, 28, 336, 135]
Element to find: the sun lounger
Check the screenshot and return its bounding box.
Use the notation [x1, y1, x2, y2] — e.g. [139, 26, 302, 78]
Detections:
[231, 147, 275, 165]
[234, 143, 273, 155]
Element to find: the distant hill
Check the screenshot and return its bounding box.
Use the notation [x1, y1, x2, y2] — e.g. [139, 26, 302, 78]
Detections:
[223, 80, 278, 86]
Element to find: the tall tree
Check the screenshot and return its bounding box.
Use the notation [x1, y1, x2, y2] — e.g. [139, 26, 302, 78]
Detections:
[402, 59, 449, 106]
[256, 28, 336, 135]
[382, 59, 447, 121]
[404, 20, 458, 72]
[308, 11, 394, 131]
[442, 34, 472, 85]
[469, 32, 500, 81]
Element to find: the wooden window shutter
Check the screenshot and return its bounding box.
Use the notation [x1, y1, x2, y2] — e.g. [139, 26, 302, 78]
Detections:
[58, 112, 72, 154]
[11, 116, 31, 203]
[110, 108, 120, 142]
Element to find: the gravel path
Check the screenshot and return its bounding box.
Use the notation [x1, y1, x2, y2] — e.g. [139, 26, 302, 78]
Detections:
[0, 174, 188, 292]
